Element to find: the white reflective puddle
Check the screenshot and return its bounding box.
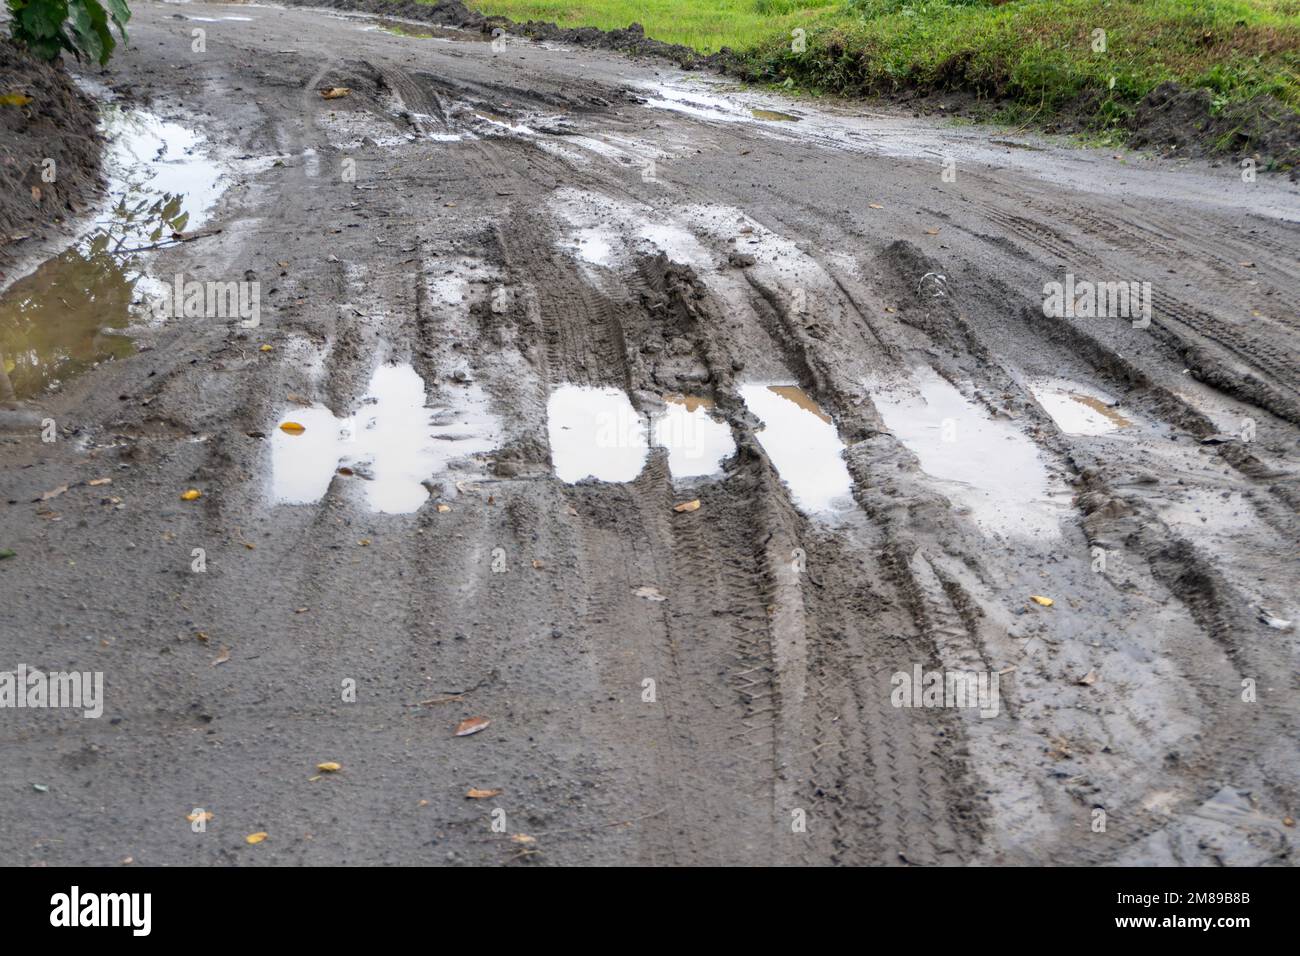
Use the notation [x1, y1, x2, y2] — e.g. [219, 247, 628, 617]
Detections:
[870, 367, 1067, 540]
[546, 387, 735, 483]
[1027, 378, 1133, 436]
[739, 384, 854, 515]
[547, 385, 648, 483]
[270, 363, 499, 513]
[653, 395, 736, 479]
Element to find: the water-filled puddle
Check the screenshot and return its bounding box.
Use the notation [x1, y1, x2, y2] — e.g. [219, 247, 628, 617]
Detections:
[0, 105, 225, 400]
[547, 385, 648, 483]
[869, 367, 1067, 540]
[1026, 379, 1133, 435]
[270, 363, 500, 513]
[738, 384, 854, 514]
[546, 386, 735, 483]
[751, 108, 800, 122]
[653, 394, 735, 478]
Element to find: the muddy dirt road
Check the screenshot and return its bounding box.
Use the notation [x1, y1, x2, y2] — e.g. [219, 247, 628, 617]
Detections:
[1, 1, 1297, 866]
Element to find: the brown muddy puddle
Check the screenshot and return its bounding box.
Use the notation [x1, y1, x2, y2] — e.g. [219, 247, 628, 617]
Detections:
[545, 385, 735, 483]
[0, 106, 224, 401]
[1026, 379, 1134, 435]
[738, 384, 853, 514]
[751, 109, 800, 122]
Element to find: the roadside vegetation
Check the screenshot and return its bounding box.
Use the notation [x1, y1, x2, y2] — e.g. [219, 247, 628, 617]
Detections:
[6, 0, 131, 65]
[463, 0, 1300, 137]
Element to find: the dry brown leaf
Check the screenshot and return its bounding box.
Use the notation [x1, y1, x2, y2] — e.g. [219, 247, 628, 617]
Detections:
[211, 646, 231, 666]
[633, 585, 667, 602]
[187, 810, 214, 823]
[88, 477, 112, 487]
[39, 484, 68, 501]
[436, 503, 451, 513]
[1077, 669, 1098, 687]
[320, 87, 351, 99]
[466, 788, 502, 799]
[673, 499, 701, 513]
[510, 833, 536, 845]
[531, 559, 544, 569]
[455, 716, 491, 737]
[924, 228, 941, 236]
[869, 203, 883, 209]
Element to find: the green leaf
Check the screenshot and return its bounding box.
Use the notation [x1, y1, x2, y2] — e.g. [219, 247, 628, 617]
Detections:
[68, 0, 114, 66]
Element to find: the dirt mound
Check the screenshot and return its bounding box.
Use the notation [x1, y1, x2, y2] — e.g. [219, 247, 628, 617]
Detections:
[0, 39, 103, 277]
[1128, 81, 1300, 171]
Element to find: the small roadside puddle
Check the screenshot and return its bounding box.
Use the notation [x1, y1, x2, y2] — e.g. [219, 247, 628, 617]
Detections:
[0, 104, 225, 400]
[738, 383, 854, 514]
[270, 363, 500, 513]
[1026, 379, 1133, 435]
[546, 386, 736, 483]
[869, 367, 1067, 540]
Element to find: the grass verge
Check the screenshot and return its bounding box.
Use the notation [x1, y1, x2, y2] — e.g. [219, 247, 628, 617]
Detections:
[461, 0, 1300, 145]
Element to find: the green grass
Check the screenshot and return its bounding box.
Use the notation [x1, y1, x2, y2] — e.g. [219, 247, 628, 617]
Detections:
[465, 0, 841, 52]
[458, 0, 1300, 131]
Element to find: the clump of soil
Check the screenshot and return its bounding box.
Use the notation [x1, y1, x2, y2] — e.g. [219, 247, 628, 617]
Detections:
[1128, 82, 1300, 171]
[0, 38, 104, 278]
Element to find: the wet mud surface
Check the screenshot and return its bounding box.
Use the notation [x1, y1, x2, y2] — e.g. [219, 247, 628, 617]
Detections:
[0, 1, 1297, 866]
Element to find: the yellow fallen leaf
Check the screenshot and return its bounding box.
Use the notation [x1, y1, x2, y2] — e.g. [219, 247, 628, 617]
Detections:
[279, 421, 305, 435]
[0, 92, 33, 106]
[245, 832, 268, 845]
[510, 833, 536, 845]
[673, 499, 701, 513]
[181, 489, 202, 501]
[455, 716, 491, 737]
[1030, 595, 1054, 607]
[186, 810, 214, 823]
[317, 762, 342, 772]
[259, 344, 273, 352]
[320, 87, 351, 99]
[466, 788, 502, 799]
[436, 503, 451, 513]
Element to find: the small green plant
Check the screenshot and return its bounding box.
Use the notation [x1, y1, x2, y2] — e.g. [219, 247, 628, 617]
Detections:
[6, 0, 131, 66]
